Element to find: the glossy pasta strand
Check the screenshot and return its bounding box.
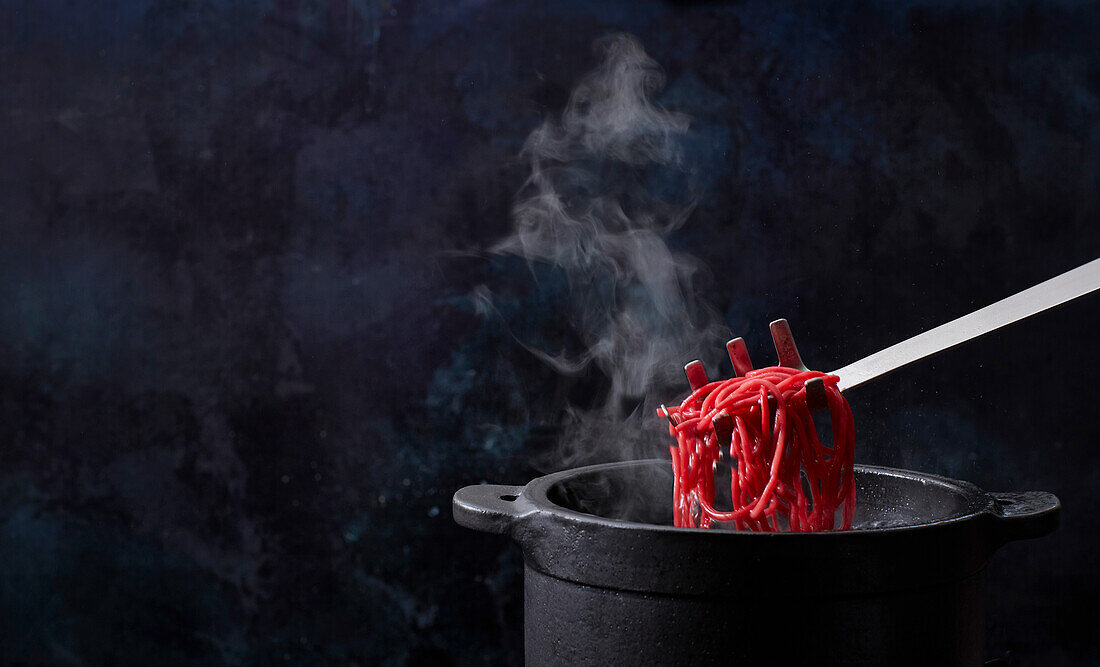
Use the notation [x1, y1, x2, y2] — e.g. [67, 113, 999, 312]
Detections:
[661, 366, 855, 532]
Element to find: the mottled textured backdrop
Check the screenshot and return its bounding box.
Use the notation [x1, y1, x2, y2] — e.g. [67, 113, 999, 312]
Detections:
[1, 1, 1098, 665]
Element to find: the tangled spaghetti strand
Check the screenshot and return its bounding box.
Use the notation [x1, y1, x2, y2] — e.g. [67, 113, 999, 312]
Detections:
[660, 367, 855, 532]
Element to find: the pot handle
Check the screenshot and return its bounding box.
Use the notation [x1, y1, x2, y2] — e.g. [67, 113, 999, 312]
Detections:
[989, 491, 1061, 545]
[452, 484, 534, 535]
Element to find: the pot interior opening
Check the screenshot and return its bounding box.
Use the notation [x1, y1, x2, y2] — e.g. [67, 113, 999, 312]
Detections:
[544, 461, 981, 530]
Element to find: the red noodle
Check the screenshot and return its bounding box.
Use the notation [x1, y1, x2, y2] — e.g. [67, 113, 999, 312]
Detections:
[659, 366, 855, 531]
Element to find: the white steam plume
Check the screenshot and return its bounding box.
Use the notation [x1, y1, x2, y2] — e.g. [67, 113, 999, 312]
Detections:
[492, 33, 729, 468]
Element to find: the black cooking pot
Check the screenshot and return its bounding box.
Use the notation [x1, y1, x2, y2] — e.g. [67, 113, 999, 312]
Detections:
[453, 459, 1059, 666]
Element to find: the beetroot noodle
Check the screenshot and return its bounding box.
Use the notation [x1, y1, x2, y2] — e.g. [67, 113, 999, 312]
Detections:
[659, 366, 855, 532]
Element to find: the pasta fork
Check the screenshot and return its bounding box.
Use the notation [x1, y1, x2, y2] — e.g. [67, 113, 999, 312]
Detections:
[682, 256, 1100, 406]
[681, 318, 828, 410]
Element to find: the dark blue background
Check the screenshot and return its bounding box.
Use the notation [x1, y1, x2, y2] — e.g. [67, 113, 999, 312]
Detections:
[1, 1, 1098, 664]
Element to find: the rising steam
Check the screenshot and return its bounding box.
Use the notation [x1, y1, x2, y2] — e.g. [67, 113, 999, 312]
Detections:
[492, 33, 729, 468]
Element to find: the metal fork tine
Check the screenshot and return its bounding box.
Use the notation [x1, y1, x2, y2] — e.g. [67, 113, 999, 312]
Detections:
[659, 404, 678, 428]
[804, 376, 828, 412]
[712, 411, 733, 447]
[769, 319, 830, 412]
[684, 360, 709, 391]
[769, 319, 808, 371]
[726, 338, 754, 377]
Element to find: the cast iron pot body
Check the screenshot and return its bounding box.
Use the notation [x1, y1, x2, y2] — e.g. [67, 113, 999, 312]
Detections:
[453, 460, 1059, 667]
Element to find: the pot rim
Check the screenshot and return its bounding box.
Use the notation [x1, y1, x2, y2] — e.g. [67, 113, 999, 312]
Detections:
[523, 459, 986, 536]
[454, 459, 1060, 596]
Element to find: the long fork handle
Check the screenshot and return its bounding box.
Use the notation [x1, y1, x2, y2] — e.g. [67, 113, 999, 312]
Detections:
[833, 257, 1100, 392]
